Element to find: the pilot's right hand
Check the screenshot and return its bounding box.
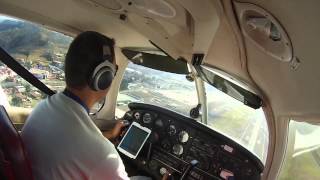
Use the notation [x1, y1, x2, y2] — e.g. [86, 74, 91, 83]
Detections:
[161, 172, 170, 180]
[102, 120, 126, 140]
[112, 120, 127, 138]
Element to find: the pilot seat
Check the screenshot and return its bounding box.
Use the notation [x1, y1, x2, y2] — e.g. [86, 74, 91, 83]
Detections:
[0, 105, 33, 180]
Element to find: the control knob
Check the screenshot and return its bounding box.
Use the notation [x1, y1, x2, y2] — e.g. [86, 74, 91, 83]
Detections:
[134, 112, 141, 120]
[159, 167, 168, 176]
[172, 144, 184, 156]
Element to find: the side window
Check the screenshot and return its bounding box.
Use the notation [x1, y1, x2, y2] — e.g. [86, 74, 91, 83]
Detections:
[279, 121, 320, 180]
[0, 15, 72, 108]
[0, 65, 47, 108]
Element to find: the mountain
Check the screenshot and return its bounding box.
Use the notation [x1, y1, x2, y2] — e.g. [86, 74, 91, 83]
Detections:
[0, 19, 72, 59]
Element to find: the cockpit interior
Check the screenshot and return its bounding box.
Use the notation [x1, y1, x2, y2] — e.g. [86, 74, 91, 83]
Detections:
[0, 0, 319, 180]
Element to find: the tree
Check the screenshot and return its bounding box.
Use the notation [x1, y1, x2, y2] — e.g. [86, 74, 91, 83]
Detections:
[11, 96, 23, 107]
[24, 61, 32, 69]
[25, 84, 31, 93]
[41, 52, 53, 62]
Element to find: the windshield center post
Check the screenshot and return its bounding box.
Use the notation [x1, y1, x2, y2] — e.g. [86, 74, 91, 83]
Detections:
[188, 63, 208, 124]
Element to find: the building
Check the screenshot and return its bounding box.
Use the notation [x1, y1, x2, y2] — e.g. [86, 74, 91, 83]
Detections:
[29, 68, 49, 79]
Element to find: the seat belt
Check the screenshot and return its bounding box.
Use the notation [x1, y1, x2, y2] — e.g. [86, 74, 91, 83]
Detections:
[0, 47, 55, 96]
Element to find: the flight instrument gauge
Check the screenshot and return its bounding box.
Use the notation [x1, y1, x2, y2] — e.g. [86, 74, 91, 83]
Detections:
[168, 125, 176, 136]
[172, 144, 184, 156]
[178, 131, 189, 143]
[143, 113, 152, 124]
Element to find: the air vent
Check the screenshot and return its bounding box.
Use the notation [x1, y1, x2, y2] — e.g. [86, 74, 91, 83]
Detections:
[236, 3, 293, 62]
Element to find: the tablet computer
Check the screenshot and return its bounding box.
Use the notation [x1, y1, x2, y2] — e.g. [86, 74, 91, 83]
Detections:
[117, 122, 151, 159]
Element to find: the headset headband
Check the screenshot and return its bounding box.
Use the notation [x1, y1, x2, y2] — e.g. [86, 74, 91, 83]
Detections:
[92, 60, 116, 76]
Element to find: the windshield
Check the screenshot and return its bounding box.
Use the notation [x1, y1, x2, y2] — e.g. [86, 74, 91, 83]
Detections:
[116, 61, 269, 163]
[205, 82, 268, 163]
[116, 62, 198, 117]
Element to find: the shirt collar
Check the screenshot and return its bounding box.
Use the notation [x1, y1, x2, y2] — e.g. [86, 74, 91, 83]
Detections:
[63, 89, 90, 114]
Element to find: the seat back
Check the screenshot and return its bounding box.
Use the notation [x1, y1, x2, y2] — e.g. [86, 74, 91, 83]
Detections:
[0, 106, 33, 180]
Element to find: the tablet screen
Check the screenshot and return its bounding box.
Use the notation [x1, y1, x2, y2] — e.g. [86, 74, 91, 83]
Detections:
[118, 125, 149, 156]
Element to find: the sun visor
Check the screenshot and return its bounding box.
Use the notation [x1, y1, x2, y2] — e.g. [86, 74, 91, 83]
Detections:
[121, 49, 189, 74]
[196, 64, 262, 109]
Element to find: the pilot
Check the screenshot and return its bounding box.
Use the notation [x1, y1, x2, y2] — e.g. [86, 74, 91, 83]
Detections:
[21, 31, 157, 180]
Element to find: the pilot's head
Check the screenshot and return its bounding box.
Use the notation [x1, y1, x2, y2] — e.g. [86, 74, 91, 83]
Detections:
[65, 31, 117, 104]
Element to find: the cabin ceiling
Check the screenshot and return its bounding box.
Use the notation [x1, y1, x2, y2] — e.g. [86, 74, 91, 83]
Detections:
[0, 0, 319, 122]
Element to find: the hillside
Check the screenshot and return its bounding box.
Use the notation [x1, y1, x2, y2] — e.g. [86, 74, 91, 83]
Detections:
[0, 18, 72, 108]
[0, 19, 72, 63]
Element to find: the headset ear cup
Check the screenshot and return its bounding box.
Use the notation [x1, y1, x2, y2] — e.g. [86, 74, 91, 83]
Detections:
[89, 72, 97, 91]
[90, 60, 116, 91]
[97, 70, 113, 90]
[93, 69, 114, 91]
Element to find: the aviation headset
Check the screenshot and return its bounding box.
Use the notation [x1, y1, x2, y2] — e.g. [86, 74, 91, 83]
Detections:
[89, 45, 117, 91]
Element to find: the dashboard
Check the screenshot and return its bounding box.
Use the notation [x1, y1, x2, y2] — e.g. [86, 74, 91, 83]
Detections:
[120, 103, 263, 180]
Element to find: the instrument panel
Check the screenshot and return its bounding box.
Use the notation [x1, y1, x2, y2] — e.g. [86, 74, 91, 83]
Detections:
[121, 103, 263, 180]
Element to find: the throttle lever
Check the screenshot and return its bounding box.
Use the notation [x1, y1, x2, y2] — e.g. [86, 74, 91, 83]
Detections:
[146, 132, 159, 162]
[180, 160, 199, 180]
[146, 142, 152, 162]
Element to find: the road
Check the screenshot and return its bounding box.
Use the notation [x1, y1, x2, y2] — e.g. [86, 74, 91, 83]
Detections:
[239, 115, 268, 162]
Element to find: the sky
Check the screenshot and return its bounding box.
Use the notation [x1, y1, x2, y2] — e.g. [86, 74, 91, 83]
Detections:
[0, 15, 19, 22]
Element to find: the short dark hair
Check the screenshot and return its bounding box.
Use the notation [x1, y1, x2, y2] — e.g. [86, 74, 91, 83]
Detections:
[65, 31, 115, 89]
